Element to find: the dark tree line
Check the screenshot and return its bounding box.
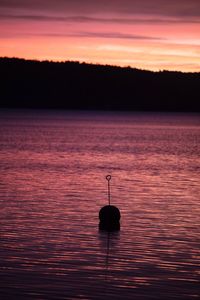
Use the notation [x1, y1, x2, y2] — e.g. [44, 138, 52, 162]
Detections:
[0, 57, 199, 112]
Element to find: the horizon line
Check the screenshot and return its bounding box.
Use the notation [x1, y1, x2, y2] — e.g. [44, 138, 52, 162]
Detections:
[1, 56, 200, 74]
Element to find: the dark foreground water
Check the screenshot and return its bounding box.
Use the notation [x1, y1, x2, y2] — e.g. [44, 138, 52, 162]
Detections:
[0, 110, 200, 299]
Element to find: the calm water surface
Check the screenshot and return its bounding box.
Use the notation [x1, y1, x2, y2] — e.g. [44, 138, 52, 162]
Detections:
[0, 110, 200, 299]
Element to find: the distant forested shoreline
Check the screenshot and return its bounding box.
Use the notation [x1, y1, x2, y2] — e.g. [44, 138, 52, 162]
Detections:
[0, 57, 199, 112]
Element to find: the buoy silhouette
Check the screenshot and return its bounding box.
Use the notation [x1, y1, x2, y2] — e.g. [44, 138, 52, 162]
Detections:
[99, 175, 121, 231]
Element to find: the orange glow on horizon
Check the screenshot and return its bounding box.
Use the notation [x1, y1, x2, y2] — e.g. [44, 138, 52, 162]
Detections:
[1, 36, 199, 72]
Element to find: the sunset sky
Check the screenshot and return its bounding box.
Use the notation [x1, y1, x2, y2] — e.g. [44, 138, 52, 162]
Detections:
[0, 0, 200, 72]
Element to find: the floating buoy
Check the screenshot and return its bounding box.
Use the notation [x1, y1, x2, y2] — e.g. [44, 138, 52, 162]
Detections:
[99, 175, 121, 231]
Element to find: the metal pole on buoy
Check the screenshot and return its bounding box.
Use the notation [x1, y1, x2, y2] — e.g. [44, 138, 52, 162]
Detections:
[99, 175, 121, 231]
[106, 175, 111, 205]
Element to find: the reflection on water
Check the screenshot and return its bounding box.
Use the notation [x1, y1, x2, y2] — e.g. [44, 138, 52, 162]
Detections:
[0, 110, 200, 299]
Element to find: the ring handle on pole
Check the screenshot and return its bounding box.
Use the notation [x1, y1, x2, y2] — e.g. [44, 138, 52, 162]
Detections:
[106, 175, 111, 181]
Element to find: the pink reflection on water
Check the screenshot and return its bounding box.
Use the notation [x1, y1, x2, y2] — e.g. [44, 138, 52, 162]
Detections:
[0, 110, 200, 299]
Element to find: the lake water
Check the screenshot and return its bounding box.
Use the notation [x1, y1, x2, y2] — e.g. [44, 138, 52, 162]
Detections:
[0, 109, 200, 300]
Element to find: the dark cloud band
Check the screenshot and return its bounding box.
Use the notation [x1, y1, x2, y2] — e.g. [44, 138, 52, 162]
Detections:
[18, 31, 163, 41]
[0, 13, 199, 24]
[0, 0, 200, 18]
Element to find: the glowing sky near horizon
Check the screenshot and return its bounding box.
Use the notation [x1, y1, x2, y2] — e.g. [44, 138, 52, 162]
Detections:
[0, 0, 200, 72]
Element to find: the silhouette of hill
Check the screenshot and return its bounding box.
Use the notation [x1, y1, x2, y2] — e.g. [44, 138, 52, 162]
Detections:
[0, 57, 199, 112]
